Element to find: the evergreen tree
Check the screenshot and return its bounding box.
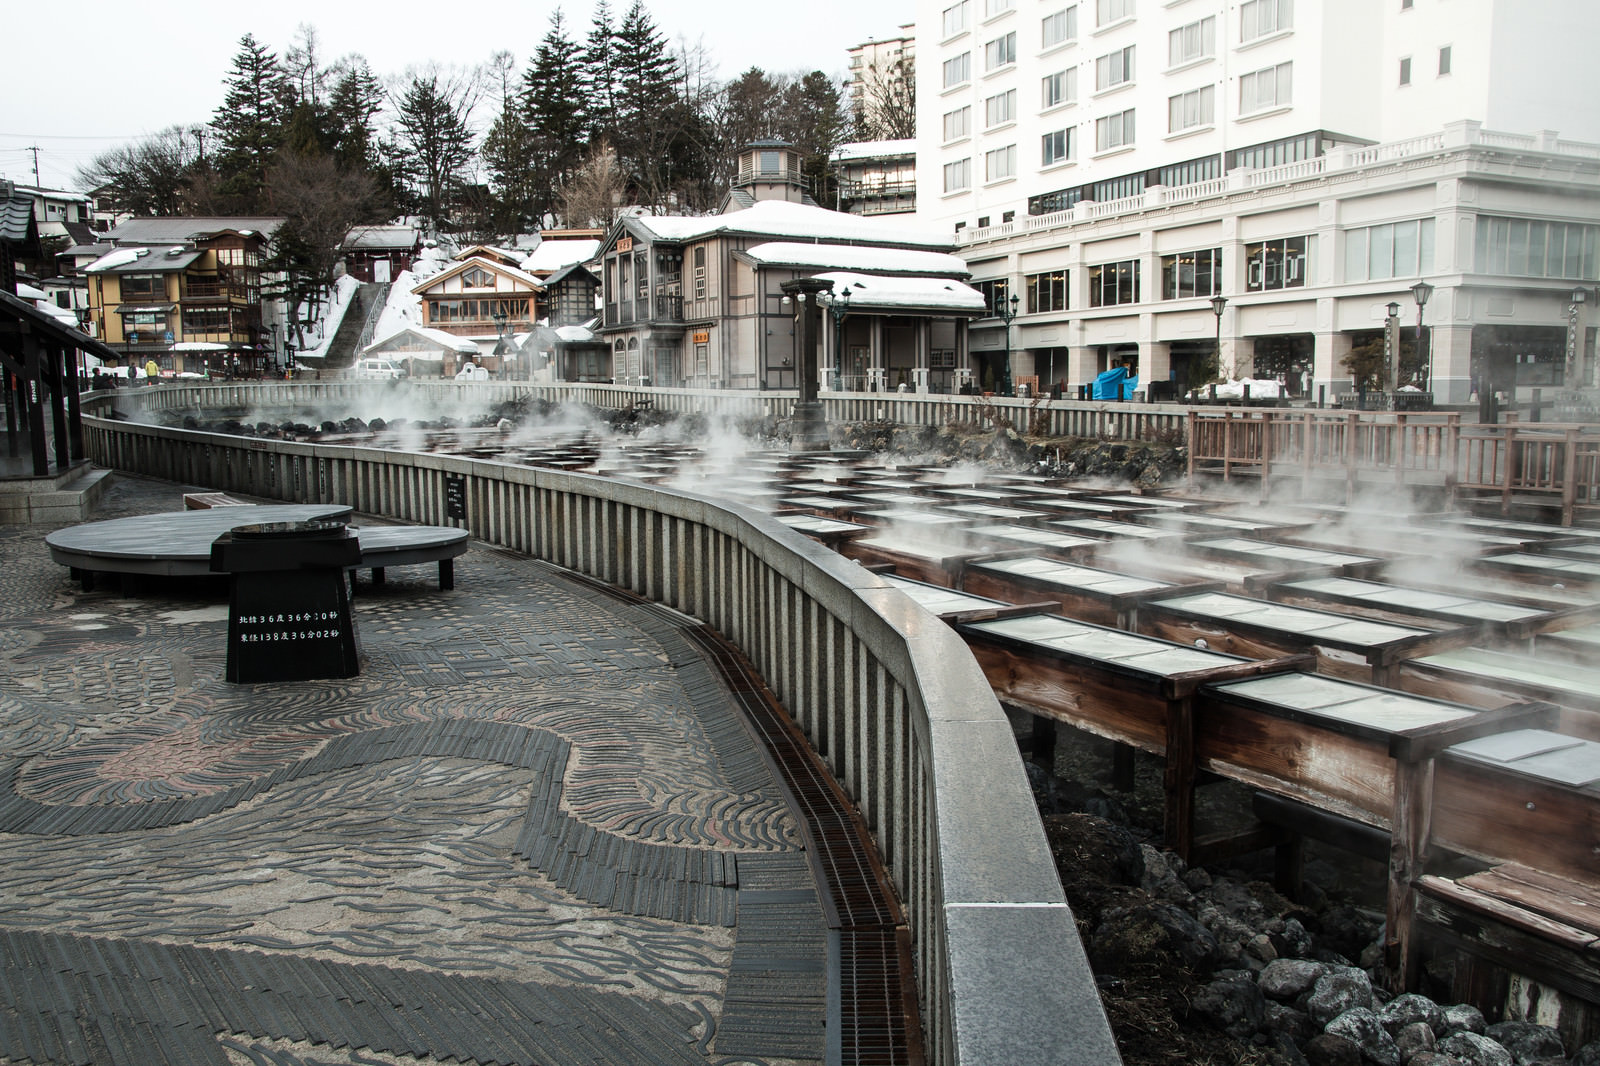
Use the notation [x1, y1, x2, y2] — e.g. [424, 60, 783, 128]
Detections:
[481, 86, 540, 236]
[210, 34, 289, 211]
[612, 0, 681, 207]
[785, 71, 849, 206]
[583, 0, 621, 148]
[394, 73, 477, 231]
[526, 9, 589, 200]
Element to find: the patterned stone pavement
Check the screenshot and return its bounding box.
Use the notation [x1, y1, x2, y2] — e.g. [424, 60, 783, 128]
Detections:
[0, 475, 830, 1066]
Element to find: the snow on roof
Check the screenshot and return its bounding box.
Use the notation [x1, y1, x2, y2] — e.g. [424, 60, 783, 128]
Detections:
[366, 325, 479, 354]
[15, 282, 47, 301]
[410, 255, 543, 294]
[521, 239, 601, 274]
[831, 139, 917, 162]
[107, 217, 285, 243]
[742, 242, 969, 278]
[816, 271, 987, 313]
[554, 325, 596, 342]
[625, 200, 951, 250]
[346, 225, 420, 250]
[84, 247, 146, 272]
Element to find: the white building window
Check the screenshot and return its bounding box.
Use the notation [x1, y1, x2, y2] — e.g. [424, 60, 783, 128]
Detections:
[1345, 219, 1436, 282]
[1168, 17, 1215, 68]
[943, 0, 970, 37]
[943, 106, 972, 142]
[1096, 0, 1133, 27]
[1096, 108, 1136, 151]
[1042, 128, 1075, 166]
[943, 52, 972, 88]
[944, 158, 973, 192]
[1096, 46, 1135, 91]
[1168, 85, 1214, 132]
[1240, 0, 1292, 41]
[985, 89, 1018, 127]
[985, 0, 1015, 15]
[985, 31, 1017, 70]
[1042, 7, 1077, 49]
[1474, 217, 1600, 280]
[1398, 56, 1411, 85]
[1246, 235, 1310, 291]
[986, 144, 1017, 181]
[1042, 68, 1078, 109]
[1239, 61, 1292, 112]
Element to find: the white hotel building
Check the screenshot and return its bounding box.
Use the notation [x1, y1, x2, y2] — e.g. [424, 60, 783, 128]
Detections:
[915, 0, 1600, 403]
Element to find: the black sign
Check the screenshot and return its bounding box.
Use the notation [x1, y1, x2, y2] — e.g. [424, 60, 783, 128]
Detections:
[445, 475, 468, 521]
[211, 521, 361, 683]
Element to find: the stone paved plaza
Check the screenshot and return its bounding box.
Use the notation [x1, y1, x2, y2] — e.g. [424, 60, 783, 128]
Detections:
[0, 474, 833, 1066]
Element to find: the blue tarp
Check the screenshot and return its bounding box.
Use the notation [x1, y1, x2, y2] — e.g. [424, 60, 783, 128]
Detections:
[1092, 366, 1139, 400]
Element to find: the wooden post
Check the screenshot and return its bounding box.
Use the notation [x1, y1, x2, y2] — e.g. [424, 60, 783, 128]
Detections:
[1386, 757, 1434, 991]
[1259, 411, 1274, 501]
[1163, 696, 1197, 863]
[1502, 426, 1518, 515]
[1562, 430, 1579, 527]
[1223, 411, 1235, 481]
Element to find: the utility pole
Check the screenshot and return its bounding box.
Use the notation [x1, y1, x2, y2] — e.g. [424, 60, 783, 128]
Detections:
[26, 146, 40, 186]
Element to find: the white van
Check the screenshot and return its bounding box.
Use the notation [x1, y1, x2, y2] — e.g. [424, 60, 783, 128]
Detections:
[352, 358, 406, 380]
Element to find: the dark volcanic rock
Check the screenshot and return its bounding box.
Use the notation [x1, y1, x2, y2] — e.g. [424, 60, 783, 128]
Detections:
[1191, 971, 1266, 1038]
[1483, 1021, 1565, 1065]
[1306, 968, 1375, 1027]
[1323, 1008, 1399, 1066]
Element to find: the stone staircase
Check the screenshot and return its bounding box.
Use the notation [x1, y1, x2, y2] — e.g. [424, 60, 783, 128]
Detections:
[320, 281, 389, 370]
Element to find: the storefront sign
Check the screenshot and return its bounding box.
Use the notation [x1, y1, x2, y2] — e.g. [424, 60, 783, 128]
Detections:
[617, 237, 634, 253]
[692, 331, 710, 344]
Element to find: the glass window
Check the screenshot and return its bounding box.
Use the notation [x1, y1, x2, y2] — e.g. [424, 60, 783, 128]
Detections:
[1168, 17, 1215, 67]
[1239, 61, 1293, 112]
[1398, 56, 1411, 86]
[759, 150, 781, 173]
[1161, 248, 1223, 300]
[1042, 128, 1074, 166]
[1245, 235, 1311, 291]
[1096, 0, 1133, 26]
[1240, 0, 1292, 40]
[1027, 270, 1070, 313]
[943, 158, 973, 192]
[943, 52, 972, 88]
[975, 278, 1011, 315]
[1042, 68, 1077, 108]
[1042, 7, 1076, 49]
[1344, 219, 1435, 281]
[985, 0, 1014, 14]
[1096, 108, 1136, 151]
[943, 0, 970, 36]
[1438, 45, 1452, 75]
[943, 106, 972, 141]
[119, 273, 166, 301]
[985, 89, 1018, 128]
[1089, 259, 1140, 306]
[1474, 217, 1600, 280]
[1168, 86, 1214, 132]
[1096, 45, 1135, 91]
[986, 144, 1017, 181]
[985, 31, 1017, 70]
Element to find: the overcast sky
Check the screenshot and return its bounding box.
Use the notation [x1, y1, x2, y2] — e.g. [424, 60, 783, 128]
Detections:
[0, 0, 914, 192]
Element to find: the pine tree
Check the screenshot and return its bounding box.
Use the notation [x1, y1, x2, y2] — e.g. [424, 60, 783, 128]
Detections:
[481, 88, 540, 236]
[526, 9, 589, 199]
[786, 71, 849, 206]
[210, 34, 289, 212]
[583, 0, 621, 149]
[612, 0, 681, 207]
[394, 73, 477, 231]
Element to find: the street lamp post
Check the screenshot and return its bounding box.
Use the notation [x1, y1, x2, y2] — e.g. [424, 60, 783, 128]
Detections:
[1385, 301, 1402, 401]
[1210, 294, 1227, 387]
[1410, 280, 1433, 396]
[998, 292, 1020, 396]
[820, 286, 850, 392]
[779, 277, 833, 451]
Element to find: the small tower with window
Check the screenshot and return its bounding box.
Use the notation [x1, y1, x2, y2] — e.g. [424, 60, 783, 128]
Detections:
[724, 140, 817, 212]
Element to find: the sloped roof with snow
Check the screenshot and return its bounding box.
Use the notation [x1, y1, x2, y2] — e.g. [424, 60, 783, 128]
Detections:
[365, 325, 480, 355]
[107, 217, 285, 244]
[85, 246, 202, 273]
[346, 225, 421, 251]
[831, 139, 917, 162]
[410, 256, 543, 295]
[620, 200, 951, 251]
[816, 272, 987, 313]
[740, 242, 969, 278]
[521, 239, 601, 275]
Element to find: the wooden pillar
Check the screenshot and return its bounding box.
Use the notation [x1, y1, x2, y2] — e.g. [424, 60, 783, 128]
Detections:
[1386, 757, 1434, 992]
[23, 331, 47, 476]
[47, 342, 70, 471]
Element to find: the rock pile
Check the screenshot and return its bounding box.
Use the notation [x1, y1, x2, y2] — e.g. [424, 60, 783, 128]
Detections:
[1045, 811, 1597, 1066]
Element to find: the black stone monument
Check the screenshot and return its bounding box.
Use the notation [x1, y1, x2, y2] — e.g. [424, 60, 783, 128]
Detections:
[210, 520, 362, 683]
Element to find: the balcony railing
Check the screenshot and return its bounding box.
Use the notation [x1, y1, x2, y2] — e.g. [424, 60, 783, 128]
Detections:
[654, 295, 684, 322]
